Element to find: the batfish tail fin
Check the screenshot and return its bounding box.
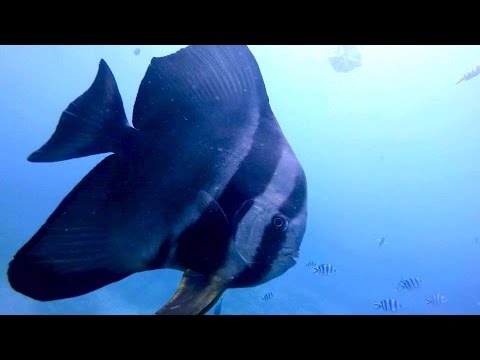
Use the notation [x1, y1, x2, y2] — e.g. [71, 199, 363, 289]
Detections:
[155, 270, 227, 315]
[28, 59, 130, 163]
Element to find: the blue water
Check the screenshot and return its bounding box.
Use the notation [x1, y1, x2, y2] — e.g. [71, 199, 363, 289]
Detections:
[1, 45, 480, 315]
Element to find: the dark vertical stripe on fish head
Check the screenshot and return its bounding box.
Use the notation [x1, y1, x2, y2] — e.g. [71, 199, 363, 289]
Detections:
[231, 166, 307, 287]
[171, 194, 231, 274]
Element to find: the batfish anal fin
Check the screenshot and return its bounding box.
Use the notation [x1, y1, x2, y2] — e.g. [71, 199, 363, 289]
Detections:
[155, 270, 227, 315]
[8, 155, 144, 301]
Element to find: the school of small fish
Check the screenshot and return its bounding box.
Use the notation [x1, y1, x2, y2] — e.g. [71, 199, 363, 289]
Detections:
[251, 230, 480, 314]
[296, 234, 463, 314]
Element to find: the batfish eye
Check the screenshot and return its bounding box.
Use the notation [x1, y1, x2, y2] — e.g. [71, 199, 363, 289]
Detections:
[272, 215, 288, 231]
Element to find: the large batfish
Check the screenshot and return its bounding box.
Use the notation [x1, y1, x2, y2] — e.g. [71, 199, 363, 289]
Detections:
[8, 45, 308, 315]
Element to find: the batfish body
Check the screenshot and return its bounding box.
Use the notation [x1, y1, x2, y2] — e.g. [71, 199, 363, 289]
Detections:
[8, 45, 308, 315]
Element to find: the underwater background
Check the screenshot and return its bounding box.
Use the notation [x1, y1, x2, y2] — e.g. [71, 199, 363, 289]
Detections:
[1, 45, 480, 315]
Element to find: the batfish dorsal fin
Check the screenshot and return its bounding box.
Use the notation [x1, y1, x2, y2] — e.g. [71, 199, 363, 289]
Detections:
[155, 270, 226, 315]
[132, 45, 271, 132]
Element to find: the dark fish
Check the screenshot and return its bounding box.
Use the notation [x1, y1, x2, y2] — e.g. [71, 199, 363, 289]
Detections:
[457, 65, 480, 84]
[213, 297, 223, 315]
[7, 45, 308, 315]
[375, 299, 401, 312]
[426, 293, 448, 306]
[133, 48, 140, 56]
[312, 264, 336, 275]
[262, 292, 273, 301]
[378, 236, 386, 248]
[396, 277, 423, 291]
[305, 261, 317, 268]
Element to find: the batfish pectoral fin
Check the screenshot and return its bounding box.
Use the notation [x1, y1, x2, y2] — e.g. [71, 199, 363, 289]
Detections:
[155, 270, 227, 315]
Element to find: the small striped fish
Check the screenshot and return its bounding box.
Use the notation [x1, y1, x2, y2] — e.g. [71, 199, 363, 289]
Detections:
[305, 261, 317, 268]
[375, 299, 402, 312]
[312, 264, 336, 275]
[396, 277, 423, 291]
[426, 293, 448, 306]
[262, 292, 273, 301]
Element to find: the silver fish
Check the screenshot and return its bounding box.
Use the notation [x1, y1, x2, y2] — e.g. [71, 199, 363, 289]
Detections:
[426, 293, 448, 306]
[457, 65, 480, 84]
